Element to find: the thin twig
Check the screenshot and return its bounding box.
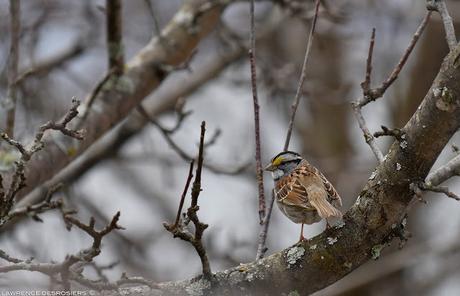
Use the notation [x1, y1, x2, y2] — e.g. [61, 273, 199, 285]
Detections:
[356, 12, 432, 107]
[360, 28, 375, 94]
[0, 212, 152, 291]
[79, 70, 114, 121]
[426, 154, 460, 186]
[0, 99, 83, 223]
[373, 125, 405, 141]
[136, 105, 247, 175]
[106, 0, 124, 74]
[15, 42, 85, 85]
[284, 0, 320, 151]
[174, 161, 194, 227]
[164, 122, 211, 277]
[411, 154, 460, 203]
[5, 0, 21, 138]
[256, 191, 275, 260]
[378, 11, 432, 97]
[249, 0, 266, 223]
[191, 122, 205, 207]
[144, 0, 162, 38]
[256, 0, 321, 260]
[0, 249, 23, 263]
[6, 183, 64, 223]
[427, 0, 457, 51]
[351, 105, 385, 163]
[417, 182, 460, 201]
[352, 12, 431, 163]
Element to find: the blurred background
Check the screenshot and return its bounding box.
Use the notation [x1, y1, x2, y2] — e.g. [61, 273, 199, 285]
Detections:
[1, 0, 460, 295]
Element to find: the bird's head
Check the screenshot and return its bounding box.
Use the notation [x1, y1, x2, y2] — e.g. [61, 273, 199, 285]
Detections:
[264, 151, 303, 180]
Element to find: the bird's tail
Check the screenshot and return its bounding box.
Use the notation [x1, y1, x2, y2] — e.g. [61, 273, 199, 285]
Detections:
[308, 187, 342, 219]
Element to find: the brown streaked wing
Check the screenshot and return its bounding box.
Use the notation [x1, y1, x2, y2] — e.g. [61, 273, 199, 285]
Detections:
[275, 168, 315, 210]
[316, 168, 342, 207]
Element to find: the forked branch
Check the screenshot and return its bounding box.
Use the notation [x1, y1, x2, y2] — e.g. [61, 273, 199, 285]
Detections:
[352, 12, 431, 163]
[164, 121, 211, 277]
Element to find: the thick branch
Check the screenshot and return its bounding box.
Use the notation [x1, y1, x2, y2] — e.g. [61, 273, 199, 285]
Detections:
[10, 45, 245, 228]
[112, 36, 460, 296]
[5, 0, 226, 201]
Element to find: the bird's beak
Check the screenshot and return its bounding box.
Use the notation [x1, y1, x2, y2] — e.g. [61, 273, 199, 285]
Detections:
[264, 163, 276, 172]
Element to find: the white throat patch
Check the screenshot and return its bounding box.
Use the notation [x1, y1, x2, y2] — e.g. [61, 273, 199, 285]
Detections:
[272, 169, 285, 181]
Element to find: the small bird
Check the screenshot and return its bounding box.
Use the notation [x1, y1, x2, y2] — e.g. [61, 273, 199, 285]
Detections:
[264, 151, 342, 241]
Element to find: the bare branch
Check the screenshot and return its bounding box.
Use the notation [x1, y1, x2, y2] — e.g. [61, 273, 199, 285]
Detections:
[36, 99, 85, 142]
[256, 0, 321, 260]
[355, 12, 432, 108]
[0, 99, 83, 224]
[136, 105, 247, 175]
[118, 35, 460, 295]
[373, 125, 406, 141]
[15, 41, 85, 85]
[106, 0, 124, 74]
[427, 0, 457, 51]
[351, 101, 385, 163]
[417, 182, 460, 201]
[360, 28, 375, 94]
[426, 154, 460, 186]
[249, 0, 266, 224]
[174, 161, 194, 228]
[0, 212, 153, 291]
[352, 12, 431, 163]
[13, 45, 247, 220]
[255, 191, 275, 260]
[63, 211, 124, 253]
[144, 0, 162, 38]
[4, 0, 227, 202]
[192, 122, 205, 207]
[6, 183, 64, 223]
[5, 0, 21, 138]
[284, 0, 320, 151]
[0, 249, 23, 263]
[164, 122, 211, 277]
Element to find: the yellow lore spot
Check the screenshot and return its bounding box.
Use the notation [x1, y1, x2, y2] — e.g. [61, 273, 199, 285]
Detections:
[272, 156, 284, 166]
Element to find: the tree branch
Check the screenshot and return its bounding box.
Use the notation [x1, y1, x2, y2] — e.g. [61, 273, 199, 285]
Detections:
[0, 212, 154, 291]
[97, 32, 460, 296]
[248, 0, 266, 225]
[15, 41, 85, 85]
[9, 44, 246, 230]
[106, 0, 124, 74]
[426, 154, 460, 186]
[427, 0, 457, 51]
[164, 121, 211, 278]
[4, 0, 227, 202]
[0, 99, 83, 225]
[5, 0, 21, 138]
[283, 0, 320, 151]
[352, 12, 431, 163]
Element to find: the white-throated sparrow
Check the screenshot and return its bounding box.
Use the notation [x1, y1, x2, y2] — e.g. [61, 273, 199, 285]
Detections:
[264, 151, 342, 241]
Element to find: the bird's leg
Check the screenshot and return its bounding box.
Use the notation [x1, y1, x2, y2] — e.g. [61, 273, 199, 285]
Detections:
[299, 223, 306, 242]
[325, 219, 331, 230]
